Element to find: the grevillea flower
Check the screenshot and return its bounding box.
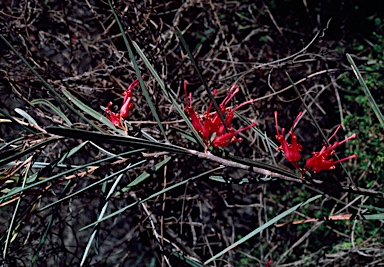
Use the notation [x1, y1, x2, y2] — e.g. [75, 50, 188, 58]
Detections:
[274, 111, 303, 169]
[104, 78, 141, 127]
[105, 102, 121, 127]
[305, 125, 357, 173]
[212, 123, 257, 147]
[184, 81, 255, 148]
[120, 78, 140, 119]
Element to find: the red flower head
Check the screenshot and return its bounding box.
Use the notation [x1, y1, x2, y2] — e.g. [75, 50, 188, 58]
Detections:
[184, 82, 255, 148]
[305, 125, 357, 173]
[120, 78, 140, 119]
[105, 102, 121, 127]
[104, 78, 141, 128]
[274, 111, 303, 169]
[212, 122, 257, 147]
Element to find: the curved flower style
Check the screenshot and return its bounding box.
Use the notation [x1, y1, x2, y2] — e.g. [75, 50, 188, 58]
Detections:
[104, 78, 141, 127]
[274, 111, 303, 169]
[305, 125, 357, 173]
[184, 82, 255, 148]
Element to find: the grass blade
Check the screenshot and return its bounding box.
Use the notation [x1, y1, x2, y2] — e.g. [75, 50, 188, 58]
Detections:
[3, 156, 32, 260]
[132, 41, 206, 148]
[346, 53, 384, 128]
[46, 127, 188, 154]
[204, 194, 323, 265]
[108, 0, 167, 140]
[0, 34, 101, 130]
[39, 160, 145, 212]
[31, 99, 72, 126]
[61, 88, 120, 133]
[80, 173, 124, 266]
[118, 156, 172, 195]
[0, 137, 60, 168]
[175, 28, 228, 132]
[80, 166, 224, 231]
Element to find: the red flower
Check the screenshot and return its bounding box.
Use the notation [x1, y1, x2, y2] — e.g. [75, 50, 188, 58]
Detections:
[274, 111, 303, 169]
[105, 102, 121, 127]
[212, 123, 257, 147]
[104, 78, 141, 127]
[120, 78, 140, 119]
[305, 125, 357, 173]
[184, 82, 255, 148]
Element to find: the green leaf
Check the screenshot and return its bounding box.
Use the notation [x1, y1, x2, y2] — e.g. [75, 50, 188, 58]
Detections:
[61, 88, 121, 134]
[117, 156, 172, 195]
[108, 0, 167, 140]
[80, 166, 224, 231]
[346, 53, 384, 129]
[132, 41, 206, 148]
[31, 99, 72, 126]
[14, 108, 39, 126]
[204, 194, 323, 264]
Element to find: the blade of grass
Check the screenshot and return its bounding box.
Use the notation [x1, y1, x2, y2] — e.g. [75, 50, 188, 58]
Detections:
[39, 159, 144, 212]
[31, 180, 72, 267]
[80, 166, 225, 231]
[117, 156, 172, 195]
[61, 88, 123, 134]
[132, 41, 205, 148]
[46, 126, 188, 154]
[31, 99, 72, 126]
[80, 173, 123, 266]
[0, 34, 101, 131]
[175, 27, 228, 133]
[14, 108, 39, 126]
[108, 0, 167, 140]
[0, 107, 37, 134]
[346, 53, 384, 128]
[0, 137, 60, 168]
[0, 150, 143, 202]
[204, 194, 323, 265]
[3, 156, 32, 260]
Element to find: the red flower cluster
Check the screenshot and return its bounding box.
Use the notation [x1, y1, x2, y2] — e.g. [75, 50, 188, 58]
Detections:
[274, 112, 357, 174]
[305, 125, 357, 173]
[105, 78, 140, 127]
[184, 82, 256, 148]
[274, 111, 303, 170]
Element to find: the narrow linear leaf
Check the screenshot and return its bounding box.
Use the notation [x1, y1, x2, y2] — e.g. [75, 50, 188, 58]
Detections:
[61, 88, 123, 134]
[118, 156, 172, 195]
[80, 166, 224, 231]
[14, 108, 39, 126]
[0, 150, 142, 202]
[80, 173, 123, 266]
[132, 41, 206, 148]
[204, 194, 323, 264]
[40, 160, 144, 211]
[363, 213, 384, 220]
[46, 127, 188, 154]
[0, 34, 100, 130]
[31, 99, 72, 126]
[346, 53, 384, 128]
[0, 137, 60, 168]
[108, 0, 167, 140]
[0, 108, 37, 134]
[175, 27, 228, 133]
[3, 156, 32, 260]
